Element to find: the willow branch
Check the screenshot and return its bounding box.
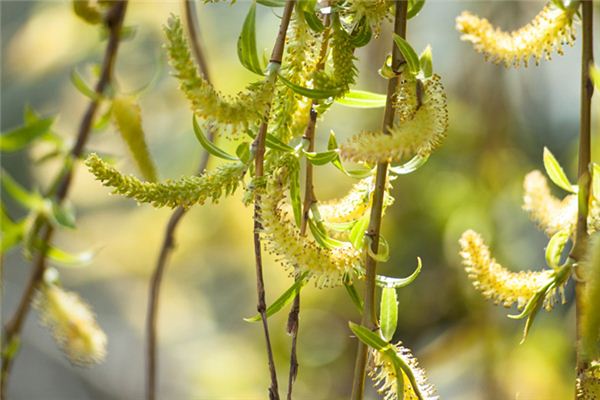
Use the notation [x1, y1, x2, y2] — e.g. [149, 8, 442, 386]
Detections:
[252, 1, 295, 399]
[145, 2, 214, 400]
[350, 2, 408, 399]
[0, 2, 128, 398]
[573, 0, 594, 376]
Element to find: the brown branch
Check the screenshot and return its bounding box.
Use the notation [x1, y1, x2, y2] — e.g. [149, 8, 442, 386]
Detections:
[251, 1, 296, 399]
[573, 0, 594, 382]
[0, 2, 128, 398]
[350, 2, 408, 399]
[145, 2, 213, 399]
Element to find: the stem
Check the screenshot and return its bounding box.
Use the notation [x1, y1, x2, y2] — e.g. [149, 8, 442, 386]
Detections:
[145, 4, 213, 399]
[286, 17, 331, 398]
[350, 2, 408, 399]
[573, 0, 594, 380]
[0, 2, 128, 398]
[252, 1, 295, 398]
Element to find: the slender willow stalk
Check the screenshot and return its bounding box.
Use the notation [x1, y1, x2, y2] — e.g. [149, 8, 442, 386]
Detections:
[145, 3, 213, 399]
[350, 2, 408, 399]
[285, 19, 331, 399]
[0, 2, 128, 398]
[252, 1, 295, 398]
[572, 0, 594, 380]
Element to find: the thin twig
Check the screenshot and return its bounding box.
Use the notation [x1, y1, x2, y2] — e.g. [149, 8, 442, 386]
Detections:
[0, 2, 128, 398]
[572, 0, 594, 380]
[350, 2, 408, 399]
[285, 17, 331, 399]
[145, 2, 213, 399]
[252, 1, 296, 398]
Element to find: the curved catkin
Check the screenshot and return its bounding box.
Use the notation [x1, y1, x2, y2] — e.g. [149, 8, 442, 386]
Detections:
[369, 345, 438, 400]
[581, 234, 600, 361]
[340, 75, 448, 164]
[577, 364, 600, 400]
[456, 3, 577, 68]
[344, 0, 391, 36]
[459, 230, 555, 310]
[164, 16, 273, 133]
[259, 157, 362, 287]
[522, 170, 577, 236]
[319, 176, 394, 224]
[34, 284, 107, 366]
[85, 153, 246, 209]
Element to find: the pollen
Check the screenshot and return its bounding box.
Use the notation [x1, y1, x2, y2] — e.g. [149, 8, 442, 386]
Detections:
[456, 2, 577, 68]
[34, 284, 107, 366]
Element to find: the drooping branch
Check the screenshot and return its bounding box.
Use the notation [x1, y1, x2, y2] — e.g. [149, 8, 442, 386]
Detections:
[0, 2, 128, 397]
[350, 2, 408, 399]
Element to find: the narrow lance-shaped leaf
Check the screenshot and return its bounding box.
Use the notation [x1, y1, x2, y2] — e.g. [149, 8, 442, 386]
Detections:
[70, 68, 100, 100]
[308, 217, 347, 249]
[303, 149, 339, 165]
[389, 154, 429, 175]
[419, 45, 433, 78]
[376, 257, 423, 288]
[290, 163, 302, 227]
[350, 214, 370, 250]
[237, 2, 264, 76]
[193, 117, 239, 161]
[278, 73, 343, 99]
[545, 229, 570, 269]
[244, 272, 310, 322]
[0, 117, 55, 152]
[380, 287, 398, 342]
[407, 0, 425, 19]
[392, 34, 420, 76]
[1, 169, 42, 209]
[344, 281, 364, 312]
[336, 90, 387, 109]
[543, 147, 576, 193]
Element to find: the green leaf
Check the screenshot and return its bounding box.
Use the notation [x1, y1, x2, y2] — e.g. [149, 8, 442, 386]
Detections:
[366, 235, 390, 262]
[380, 287, 398, 342]
[244, 272, 310, 322]
[545, 229, 570, 269]
[236, 142, 252, 164]
[407, 0, 425, 19]
[278, 73, 342, 99]
[302, 11, 325, 33]
[1, 170, 42, 209]
[336, 90, 387, 108]
[237, 2, 264, 76]
[303, 149, 339, 165]
[290, 164, 302, 227]
[392, 34, 420, 75]
[349, 19, 372, 48]
[1, 217, 24, 253]
[543, 147, 575, 193]
[327, 130, 339, 150]
[70, 68, 100, 100]
[0, 117, 55, 152]
[419, 45, 433, 78]
[378, 54, 395, 79]
[348, 322, 388, 351]
[344, 279, 364, 312]
[246, 130, 295, 153]
[375, 257, 422, 288]
[193, 117, 239, 161]
[47, 246, 94, 267]
[308, 218, 346, 249]
[389, 154, 429, 175]
[49, 201, 76, 230]
[256, 0, 286, 7]
[350, 214, 369, 250]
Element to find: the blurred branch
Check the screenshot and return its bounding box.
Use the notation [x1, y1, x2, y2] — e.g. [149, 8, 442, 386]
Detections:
[145, 1, 213, 399]
[573, 0, 594, 381]
[350, 2, 408, 399]
[251, 1, 296, 398]
[0, 2, 129, 398]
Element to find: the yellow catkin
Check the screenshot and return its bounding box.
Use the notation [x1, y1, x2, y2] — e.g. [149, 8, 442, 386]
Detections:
[344, 0, 391, 36]
[259, 157, 362, 287]
[522, 170, 600, 236]
[34, 284, 107, 365]
[577, 362, 600, 400]
[456, 3, 577, 68]
[459, 230, 554, 309]
[340, 74, 448, 164]
[369, 345, 438, 400]
[522, 170, 577, 236]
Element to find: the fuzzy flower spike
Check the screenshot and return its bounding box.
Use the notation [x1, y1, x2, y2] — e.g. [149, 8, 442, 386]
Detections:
[456, 2, 578, 67]
[34, 283, 107, 365]
[340, 74, 448, 164]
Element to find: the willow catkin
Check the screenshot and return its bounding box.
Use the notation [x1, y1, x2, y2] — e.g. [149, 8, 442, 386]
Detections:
[456, 2, 577, 67]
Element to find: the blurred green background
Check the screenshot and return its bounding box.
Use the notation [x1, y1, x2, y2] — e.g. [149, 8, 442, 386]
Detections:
[1, 1, 599, 399]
